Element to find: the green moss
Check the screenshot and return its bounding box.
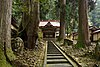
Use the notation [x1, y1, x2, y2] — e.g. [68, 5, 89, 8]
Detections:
[0, 47, 12, 67]
[6, 49, 16, 61]
[76, 26, 85, 48]
[75, 43, 85, 48]
[0, 48, 6, 66]
[38, 29, 43, 41]
[76, 38, 85, 48]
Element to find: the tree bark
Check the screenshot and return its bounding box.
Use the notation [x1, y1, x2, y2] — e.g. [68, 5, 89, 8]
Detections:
[0, 0, 15, 66]
[77, 0, 90, 48]
[20, 0, 40, 49]
[59, 0, 66, 40]
[27, 0, 40, 49]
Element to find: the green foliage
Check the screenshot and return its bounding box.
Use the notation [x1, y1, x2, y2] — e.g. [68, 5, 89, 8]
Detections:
[65, 0, 79, 34]
[88, 0, 97, 11]
[40, 0, 60, 20]
[89, 0, 100, 28]
[12, 0, 23, 24]
[66, 0, 98, 34]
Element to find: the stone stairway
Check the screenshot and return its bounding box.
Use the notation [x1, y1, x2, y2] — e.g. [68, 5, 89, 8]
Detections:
[46, 41, 73, 67]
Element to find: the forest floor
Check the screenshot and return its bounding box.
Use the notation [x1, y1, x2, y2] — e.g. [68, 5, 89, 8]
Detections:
[13, 40, 100, 67]
[14, 41, 46, 67]
[57, 42, 100, 67]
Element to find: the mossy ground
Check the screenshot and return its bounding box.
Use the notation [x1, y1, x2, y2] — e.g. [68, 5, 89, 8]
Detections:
[0, 48, 12, 67]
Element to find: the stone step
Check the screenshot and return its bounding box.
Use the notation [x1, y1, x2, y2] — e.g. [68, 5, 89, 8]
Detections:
[47, 63, 72, 67]
[47, 59, 68, 64]
[47, 54, 62, 56]
[47, 52, 61, 54]
[47, 56, 65, 59]
[47, 51, 60, 52]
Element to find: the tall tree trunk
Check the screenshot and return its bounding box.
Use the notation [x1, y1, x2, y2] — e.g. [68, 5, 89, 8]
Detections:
[27, 0, 40, 49]
[77, 0, 89, 48]
[0, 0, 15, 66]
[20, 0, 40, 49]
[0, 0, 6, 66]
[59, 0, 66, 40]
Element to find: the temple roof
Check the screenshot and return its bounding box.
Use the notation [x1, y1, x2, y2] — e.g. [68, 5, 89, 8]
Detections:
[93, 29, 100, 34]
[39, 21, 60, 27]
